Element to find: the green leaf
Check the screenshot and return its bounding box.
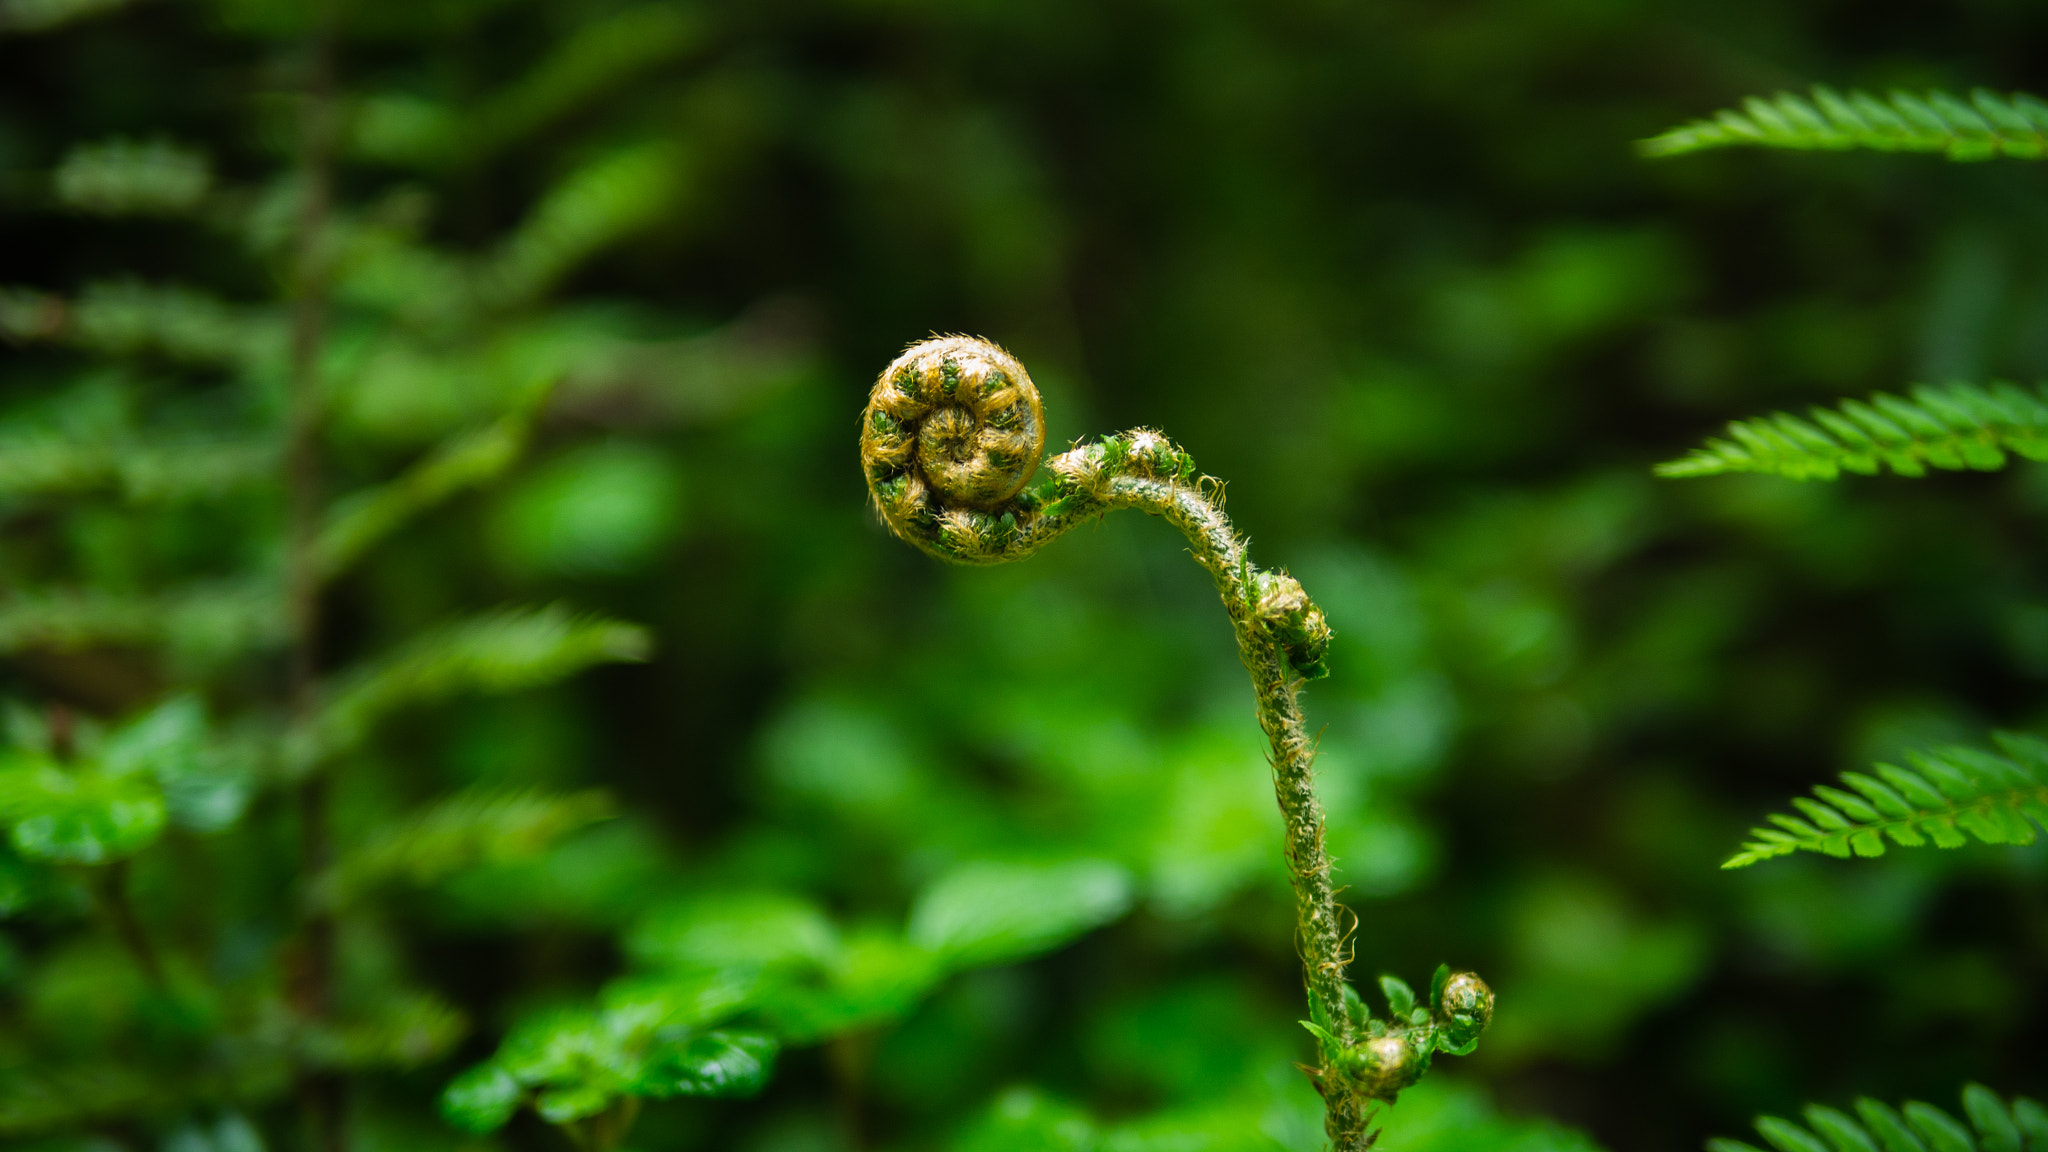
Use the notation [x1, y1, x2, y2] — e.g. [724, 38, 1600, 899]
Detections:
[0, 281, 280, 367]
[1961, 1084, 2021, 1152]
[486, 143, 685, 307]
[0, 0, 137, 32]
[97, 696, 250, 833]
[1712, 1088, 2048, 1152]
[1903, 1103, 1976, 1152]
[324, 786, 613, 904]
[311, 604, 649, 760]
[52, 138, 211, 215]
[1758, 1116, 1836, 1152]
[0, 583, 287, 667]
[0, 752, 165, 864]
[1380, 974, 1418, 1019]
[1722, 732, 2048, 868]
[640, 1030, 777, 1098]
[441, 1063, 522, 1135]
[315, 389, 548, 579]
[907, 858, 1132, 970]
[1642, 86, 2048, 161]
[628, 891, 840, 972]
[1659, 381, 2048, 483]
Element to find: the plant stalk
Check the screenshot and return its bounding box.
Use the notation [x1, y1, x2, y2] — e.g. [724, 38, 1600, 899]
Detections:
[287, 6, 343, 1151]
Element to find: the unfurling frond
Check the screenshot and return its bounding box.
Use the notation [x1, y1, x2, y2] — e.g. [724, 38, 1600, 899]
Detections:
[315, 389, 547, 578]
[1642, 86, 2048, 161]
[1724, 732, 2048, 868]
[1657, 381, 2048, 480]
[313, 604, 649, 757]
[324, 786, 613, 903]
[1707, 1084, 2048, 1152]
[53, 139, 212, 216]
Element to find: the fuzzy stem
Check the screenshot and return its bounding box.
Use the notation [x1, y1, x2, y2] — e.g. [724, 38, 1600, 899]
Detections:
[1072, 470, 1367, 1150]
[865, 339, 1488, 1151]
[894, 447, 1365, 1146]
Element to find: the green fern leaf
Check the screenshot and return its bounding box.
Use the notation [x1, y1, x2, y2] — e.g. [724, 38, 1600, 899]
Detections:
[1709, 1087, 2047, 1152]
[0, 582, 287, 665]
[0, 436, 278, 502]
[316, 388, 548, 578]
[52, 138, 211, 216]
[1724, 732, 2048, 867]
[486, 143, 683, 307]
[299, 990, 469, 1072]
[1642, 86, 2048, 161]
[311, 604, 649, 758]
[0, 0, 137, 34]
[1657, 381, 2048, 480]
[0, 282, 280, 366]
[323, 785, 613, 903]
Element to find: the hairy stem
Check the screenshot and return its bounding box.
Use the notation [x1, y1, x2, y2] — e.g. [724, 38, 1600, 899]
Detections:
[863, 339, 1489, 1151]
[287, 6, 343, 1151]
[1057, 469, 1365, 1149]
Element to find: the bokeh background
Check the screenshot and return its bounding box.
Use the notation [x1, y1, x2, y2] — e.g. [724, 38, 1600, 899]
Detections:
[3, 1, 2048, 1150]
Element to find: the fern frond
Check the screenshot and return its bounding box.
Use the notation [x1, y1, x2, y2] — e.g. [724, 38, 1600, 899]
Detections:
[323, 785, 613, 903]
[1707, 1084, 2048, 1152]
[464, 6, 703, 165]
[1642, 86, 2048, 161]
[0, 436, 278, 501]
[311, 604, 649, 758]
[485, 143, 682, 307]
[0, 0, 134, 34]
[1657, 381, 2048, 480]
[299, 990, 469, 1071]
[0, 583, 287, 662]
[1724, 732, 2048, 868]
[315, 390, 546, 578]
[0, 282, 280, 366]
[52, 138, 212, 216]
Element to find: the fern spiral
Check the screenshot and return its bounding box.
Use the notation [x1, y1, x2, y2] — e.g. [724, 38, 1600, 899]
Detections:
[861, 336, 1486, 1150]
[862, 336, 1046, 561]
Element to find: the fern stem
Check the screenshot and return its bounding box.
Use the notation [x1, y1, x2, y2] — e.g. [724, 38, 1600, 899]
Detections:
[860, 337, 1482, 1150]
[95, 860, 167, 989]
[286, 5, 344, 1151]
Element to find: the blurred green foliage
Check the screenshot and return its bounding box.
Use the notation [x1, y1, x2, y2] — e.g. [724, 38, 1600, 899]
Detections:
[2, 1, 2048, 1151]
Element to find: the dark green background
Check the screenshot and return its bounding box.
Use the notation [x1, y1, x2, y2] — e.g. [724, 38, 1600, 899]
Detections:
[3, 1, 2046, 1149]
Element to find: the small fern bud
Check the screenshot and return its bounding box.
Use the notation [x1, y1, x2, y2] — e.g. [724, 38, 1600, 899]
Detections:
[862, 336, 1045, 561]
[1254, 571, 1332, 680]
[1433, 971, 1494, 1054]
[1338, 1032, 1426, 1101]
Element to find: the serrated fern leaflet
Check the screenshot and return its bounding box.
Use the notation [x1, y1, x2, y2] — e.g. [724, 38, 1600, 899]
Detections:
[1657, 381, 2048, 481]
[1725, 732, 2048, 868]
[1707, 1083, 2048, 1152]
[1642, 85, 2048, 161]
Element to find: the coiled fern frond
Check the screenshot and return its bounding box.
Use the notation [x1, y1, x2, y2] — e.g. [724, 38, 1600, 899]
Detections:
[1725, 732, 2048, 868]
[1642, 86, 2048, 160]
[1707, 1084, 2048, 1152]
[1656, 381, 2048, 481]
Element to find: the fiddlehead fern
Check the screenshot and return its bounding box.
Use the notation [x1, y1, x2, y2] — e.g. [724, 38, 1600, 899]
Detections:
[860, 335, 1491, 1150]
